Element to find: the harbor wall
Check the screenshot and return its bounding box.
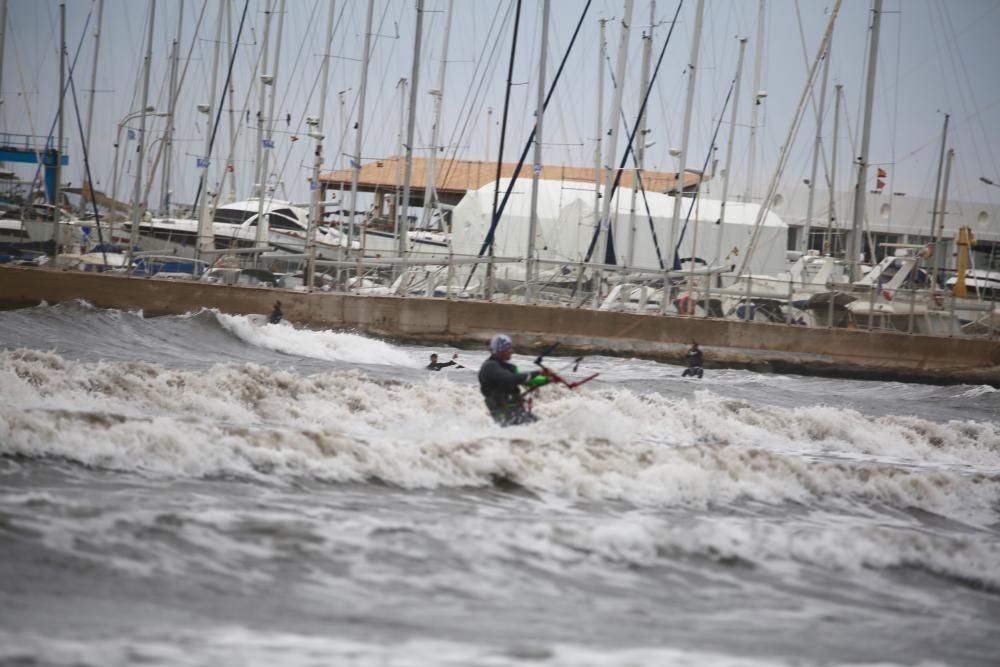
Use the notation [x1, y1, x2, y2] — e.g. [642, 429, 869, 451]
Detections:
[2, 265, 998, 385]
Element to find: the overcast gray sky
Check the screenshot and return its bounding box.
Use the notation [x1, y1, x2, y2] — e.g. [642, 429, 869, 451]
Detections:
[3, 0, 999, 215]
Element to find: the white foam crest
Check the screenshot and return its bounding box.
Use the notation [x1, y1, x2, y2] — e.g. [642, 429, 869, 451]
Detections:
[586, 515, 1000, 590]
[3, 500, 281, 583]
[958, 384, 998, 398]
[215, 312, 419, 367]
[0, 627, 804, 667]
[635, 388, 1000, 469]
[393, 510, 1000, 592]
[3, 350, 999, 521]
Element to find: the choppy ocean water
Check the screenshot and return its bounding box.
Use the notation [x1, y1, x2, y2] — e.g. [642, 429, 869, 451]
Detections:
[0, 301, 998, 667]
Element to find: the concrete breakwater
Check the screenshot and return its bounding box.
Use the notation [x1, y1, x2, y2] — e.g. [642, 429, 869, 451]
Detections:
[2, 265, 998, 386]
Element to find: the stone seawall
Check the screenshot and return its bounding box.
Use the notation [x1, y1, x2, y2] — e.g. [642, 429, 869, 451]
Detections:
[2, 265, 998, 385]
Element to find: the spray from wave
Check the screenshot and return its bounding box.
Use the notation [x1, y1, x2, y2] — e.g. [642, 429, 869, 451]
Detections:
[2, 349, 998, 524]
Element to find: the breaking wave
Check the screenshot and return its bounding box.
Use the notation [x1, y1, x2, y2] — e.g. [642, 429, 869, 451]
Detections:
[2, 349, 998, 525]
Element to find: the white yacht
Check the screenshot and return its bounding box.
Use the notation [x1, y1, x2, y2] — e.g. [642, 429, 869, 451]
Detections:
[129, 198, 352, 260]
[131, 198, 449, 261]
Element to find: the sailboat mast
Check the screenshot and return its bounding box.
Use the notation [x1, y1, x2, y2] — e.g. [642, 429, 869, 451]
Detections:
[128, 0, 156, 264]
[526, 0, 551, 301]
[253, 0, 273, 220]
[306, 0, 336, 288]
[744, 0, 765, 203]
[394, 77, 407, 237]
[196, 1, 225, 260]
[931, 148, 954, 288]
[663, 0, 705, 309]
[848, 0, 882, 280]
[825, 83, 842, 254]
[346, 0, 375, 261]
[594, 0, 634, 307]
[160, 1, 183, 215]
[803, 43, 830, 252]
[225, 0, 237, 204]
[83, 0, 103, 206]
[716, 36, 747, 267]
[0, 0, 6, 120]
[55, 3, 65, 258]
[626, 1, 654, 270]
[255, 0, 285, 250]
[423, 0, 453, 230]
[591, 17, 607, 263]
[928, 113, 950, 243]
[398, 0, 425, 258]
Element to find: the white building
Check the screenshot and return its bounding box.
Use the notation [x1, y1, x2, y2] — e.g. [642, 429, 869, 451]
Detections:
[450, 178, 790, 282]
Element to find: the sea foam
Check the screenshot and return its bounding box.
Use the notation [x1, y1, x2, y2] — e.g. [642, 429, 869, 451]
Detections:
[2, 349, 998, 524]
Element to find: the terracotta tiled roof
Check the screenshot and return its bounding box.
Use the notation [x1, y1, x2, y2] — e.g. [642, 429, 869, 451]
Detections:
[319, 156, 704, 201]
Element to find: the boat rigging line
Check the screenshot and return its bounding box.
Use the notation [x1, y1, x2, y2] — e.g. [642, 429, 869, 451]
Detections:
[671, 68, 737, 268]
[481, 0, 592, 255]
[486, 0, 523, 273]
[24, 4, 93, 207]
[580, 0, 685, 267]
[66, 21, 112, 267]
[191, 0, 251, 213]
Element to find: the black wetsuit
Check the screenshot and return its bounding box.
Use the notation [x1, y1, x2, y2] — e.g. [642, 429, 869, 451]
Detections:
[478, 356, 548, 426]
[682, 347, 704, 378]
[268, 306, 283, 324]
[426, 360, 457, 371]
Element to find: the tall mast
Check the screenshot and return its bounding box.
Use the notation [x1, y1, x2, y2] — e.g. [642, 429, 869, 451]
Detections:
[423, 0, 454, 230]
[196, 1, 225, 259]
[737, 0, 841, 275]
[225, 0, 238, 203]
[594, 0, 634, 306]
[526, 0, 551, 300]
[715, 37, 747, 266]
[83, 0, 103, 206]
[398, 0, 425, 257]
[486, 0, 522, 300]
[305, 0, 336, 288]
[591, 17, 607, 263]
[252, 0, 273, 227]
[128, 0, 156, 264]
[802, 43, 830, 252]
[346, 0, 375, 261]
[931, 148, 954, 288]
[744, 0, 765, 203]
[255, 0, 286, 249]
[663, 0, 705, 304]
[485, 106, 492, 160]
[393, 77, 407, 237]
[0, 0, 7, 118]
[848, 0, 882, 281]
[626, 1, 654, 269]
[160, 1, 183, 215]
[928, 113, 950, 241]
[825, 83, 842, 254]
[55, 3, 65, 257]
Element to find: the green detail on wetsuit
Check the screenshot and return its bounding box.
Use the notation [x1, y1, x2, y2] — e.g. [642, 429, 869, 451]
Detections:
[525, 374, 550, 388]
[515, 367, 550, 388]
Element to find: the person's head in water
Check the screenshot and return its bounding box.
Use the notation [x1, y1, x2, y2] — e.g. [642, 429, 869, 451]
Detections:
[429, 353, 438, 363]
[274, 300, 281, 309]
[690, 340, 698, 349]
[489, 334, 514, 361]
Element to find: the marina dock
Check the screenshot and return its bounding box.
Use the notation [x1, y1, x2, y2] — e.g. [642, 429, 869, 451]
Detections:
[2, 265, 997, 387]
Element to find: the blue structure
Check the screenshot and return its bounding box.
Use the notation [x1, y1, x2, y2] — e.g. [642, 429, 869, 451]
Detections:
[0, 133, 69, 203]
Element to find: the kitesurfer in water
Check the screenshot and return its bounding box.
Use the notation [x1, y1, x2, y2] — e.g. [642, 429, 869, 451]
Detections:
[682, 340, 704, 379]
[268, 300, 283, 325]
[478, 334, 553, 426]
[426, 353, 464, 371]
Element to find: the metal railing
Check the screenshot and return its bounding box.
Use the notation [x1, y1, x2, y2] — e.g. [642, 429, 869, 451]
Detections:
[0, 132, 69, 154]
[41, 234, 998, 339]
